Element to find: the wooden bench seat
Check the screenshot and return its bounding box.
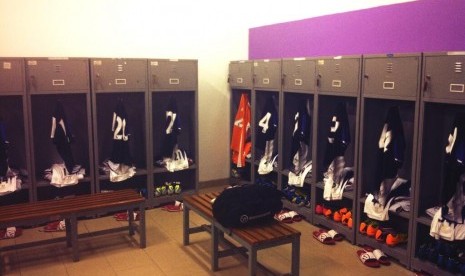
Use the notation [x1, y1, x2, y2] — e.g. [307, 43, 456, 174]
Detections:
[183, 192, 300, 276]
[0, 189, 146, 267]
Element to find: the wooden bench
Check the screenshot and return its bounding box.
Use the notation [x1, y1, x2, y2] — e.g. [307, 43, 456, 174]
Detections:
[0, 189, 146, 266]
[183, 192, 300, 276]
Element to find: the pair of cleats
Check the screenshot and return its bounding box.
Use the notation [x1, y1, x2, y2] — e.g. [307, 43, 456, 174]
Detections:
[291, 195, 310, 208]
[359, 219, 379, 237]
[418, 241, 462, 273]
[315, 205, 353, 228]
[359, 220, 408, 246]
[333, 207, 353, 228]
[161, 201, 183, 212]
[113, 211, 140, 221]
[315, 204, 331, 216]
[154, 182, 181, 197]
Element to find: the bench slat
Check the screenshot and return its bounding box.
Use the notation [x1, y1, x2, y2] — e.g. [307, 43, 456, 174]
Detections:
[185, 192, 300, 245]
[0, 190, 144, 225]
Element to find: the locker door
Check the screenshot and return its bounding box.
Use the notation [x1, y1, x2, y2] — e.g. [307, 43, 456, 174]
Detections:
[282, 59, 316, 91]
[26, 58, 89, 92]
[149, 59, 197, 90]
[253, 60, 281, 90]
[229, 61, 253, 88]
[91, 59, 147, 92]
[363, 55, 420, 98]
[317, 57, 361, 94]
[0, 59, 24, 94]
[423, 53, 465, 101]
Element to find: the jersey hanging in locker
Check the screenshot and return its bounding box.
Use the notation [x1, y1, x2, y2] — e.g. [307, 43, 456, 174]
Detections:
[50, 101, 76, 173]
[231, 93, 251, 168]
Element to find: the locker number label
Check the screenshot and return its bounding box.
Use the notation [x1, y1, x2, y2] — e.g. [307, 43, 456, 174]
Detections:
[450, 84, 464, 93]
[332, 80, 342, 87]
[383, 81, 395, 90]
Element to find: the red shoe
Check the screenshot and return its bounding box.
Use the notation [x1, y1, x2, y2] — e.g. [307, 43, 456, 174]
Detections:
[315, 204, 324, 215]
[115, 212, 140, 221]
[44, 220, 66, 232]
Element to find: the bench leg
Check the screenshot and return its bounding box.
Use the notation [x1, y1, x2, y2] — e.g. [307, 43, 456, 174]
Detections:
[128, 208, 135, 236]
[182, 205, 190, 246]
[139, 204, 146, 248]
[248, 247, 257, 276]
[291, 236, 300, 276]
[211, 224, 219, 271]
[65, 218, 71, 247]
[70, 215, 79, 262]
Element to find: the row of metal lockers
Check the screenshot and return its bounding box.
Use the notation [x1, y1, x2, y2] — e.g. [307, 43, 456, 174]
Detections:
[0, 58, 198, 94]
[229, 52, 465, 102]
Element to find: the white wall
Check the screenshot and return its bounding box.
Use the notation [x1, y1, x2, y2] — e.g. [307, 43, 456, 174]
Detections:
[0, 0, 414, 182]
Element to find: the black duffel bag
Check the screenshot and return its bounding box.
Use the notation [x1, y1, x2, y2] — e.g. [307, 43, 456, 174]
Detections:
[212, 184, 283, 228]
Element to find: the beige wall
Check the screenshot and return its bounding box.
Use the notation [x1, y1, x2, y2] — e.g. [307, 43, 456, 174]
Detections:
[0, 0, 415, 181]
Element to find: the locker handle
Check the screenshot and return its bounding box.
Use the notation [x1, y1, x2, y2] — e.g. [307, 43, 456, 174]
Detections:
[95, 73, 103, 90]
[316, 74, 321, 87]
[423, 75, 431, 92]
[253, 74, 256, 85]
[282, 74, 286, 86]
[152, 74, 157, 86]
[227, 74, 231, 84]
[364, 74, 369, 78]
[29, 75, 37, 91]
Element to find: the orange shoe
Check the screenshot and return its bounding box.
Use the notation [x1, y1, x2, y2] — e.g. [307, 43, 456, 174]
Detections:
[359, 220, 370, 234]
[333, 211, 342, 222]
[339, 207, 348, 215]
[342, 211, 352, 225]
[375, 228, 394, 242]
[323, 208, 332, 218]
[367, 224, 379, 237]
[386, 233, 408, 247]
[347, 218, 353, 229]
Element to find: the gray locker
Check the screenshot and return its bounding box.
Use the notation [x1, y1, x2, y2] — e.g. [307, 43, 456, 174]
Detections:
[149, 59, 197, 90]
[423, 52, 465, 101]
[253, 60, 281, 90]
[229, 61, 253, 88]
[26, 58, 89, 93]
[91, 58, 147, 92]
[282, 58, 316, 91]
[317, 56, 361, 95]
[0, 59, 24, 94]
[363, 54, 420, 98]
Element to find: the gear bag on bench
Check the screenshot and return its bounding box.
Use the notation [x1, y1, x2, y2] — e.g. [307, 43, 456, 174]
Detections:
[212, 184, 283, 228]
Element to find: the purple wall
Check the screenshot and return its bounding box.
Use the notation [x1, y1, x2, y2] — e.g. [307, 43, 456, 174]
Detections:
[249, 0, 465, 59]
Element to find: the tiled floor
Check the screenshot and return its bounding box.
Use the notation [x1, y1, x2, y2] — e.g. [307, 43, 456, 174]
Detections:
[0, 186, 415, 275]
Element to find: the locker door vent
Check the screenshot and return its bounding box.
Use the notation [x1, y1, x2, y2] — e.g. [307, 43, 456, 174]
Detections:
[386, 63, 393, 73]
[455, 62, 462, 73]
[55, 65, 61, 73]
[335, 63, 340, 73]
[117, 64, 124, 72]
